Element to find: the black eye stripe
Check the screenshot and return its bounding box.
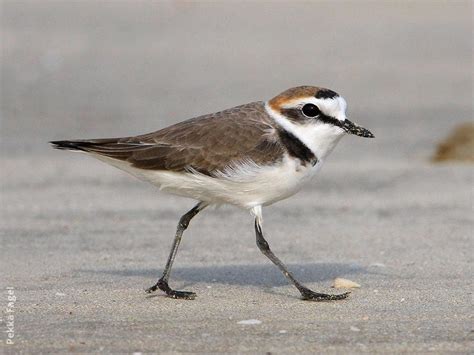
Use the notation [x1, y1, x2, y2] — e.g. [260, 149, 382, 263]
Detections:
[280, 106, 344, 128]
[280, 108, 303, 122]
[318, 114, 343, 128]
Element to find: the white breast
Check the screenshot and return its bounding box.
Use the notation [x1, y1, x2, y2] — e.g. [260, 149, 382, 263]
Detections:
[93, 153, 322, 209]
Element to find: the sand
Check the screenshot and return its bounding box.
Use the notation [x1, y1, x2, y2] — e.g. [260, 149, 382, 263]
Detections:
[1, 1, 472, 353]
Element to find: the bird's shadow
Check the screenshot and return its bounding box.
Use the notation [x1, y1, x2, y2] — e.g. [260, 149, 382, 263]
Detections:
[79, 262, 371, 287]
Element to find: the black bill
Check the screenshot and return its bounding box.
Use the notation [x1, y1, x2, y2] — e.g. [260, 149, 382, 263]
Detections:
[342, 119, 374, 138]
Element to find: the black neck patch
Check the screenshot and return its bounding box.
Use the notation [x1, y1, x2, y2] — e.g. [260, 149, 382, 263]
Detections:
[315, 89, 338, 99]
[277, 129, 318, 166]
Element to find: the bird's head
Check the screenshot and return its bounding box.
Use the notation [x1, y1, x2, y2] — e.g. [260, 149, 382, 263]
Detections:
[267, 86, 374, 138]
[265, 86, 374, 160]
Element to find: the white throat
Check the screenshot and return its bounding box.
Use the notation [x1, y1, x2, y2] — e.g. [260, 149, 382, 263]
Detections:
[265, 102, 346, 161]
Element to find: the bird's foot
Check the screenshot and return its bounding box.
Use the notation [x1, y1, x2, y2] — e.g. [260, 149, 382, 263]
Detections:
[145, 279, 196, 300]
[300, 288, 350, 301]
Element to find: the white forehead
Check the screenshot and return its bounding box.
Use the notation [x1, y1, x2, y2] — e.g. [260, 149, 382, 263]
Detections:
[282, 96, 348, 121]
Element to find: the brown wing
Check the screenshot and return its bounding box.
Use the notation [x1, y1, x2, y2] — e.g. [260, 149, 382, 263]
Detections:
[52, 102, 284, 175]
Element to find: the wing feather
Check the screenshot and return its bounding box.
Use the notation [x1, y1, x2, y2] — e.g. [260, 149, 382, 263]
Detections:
[52, 102, 284, 175]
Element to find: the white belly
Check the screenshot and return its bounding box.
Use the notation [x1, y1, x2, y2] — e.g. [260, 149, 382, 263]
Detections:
[94, 154, 322, 209]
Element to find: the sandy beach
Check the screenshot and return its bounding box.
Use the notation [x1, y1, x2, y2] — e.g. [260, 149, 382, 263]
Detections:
[1, 1, 472, 353]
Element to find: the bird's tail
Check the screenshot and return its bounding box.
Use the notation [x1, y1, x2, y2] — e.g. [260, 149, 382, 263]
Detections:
[49, 140, 92, 151]
[49, 138, 151, 161]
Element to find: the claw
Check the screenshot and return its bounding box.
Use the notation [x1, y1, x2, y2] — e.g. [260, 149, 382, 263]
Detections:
[145, 279, 196, 300]
[145, 285, 158, 293]
[167, 290, 196, 300]
[300, 290, 350, 301]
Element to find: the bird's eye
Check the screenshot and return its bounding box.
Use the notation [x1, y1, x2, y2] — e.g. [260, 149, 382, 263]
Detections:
[301, 104, 321, 118]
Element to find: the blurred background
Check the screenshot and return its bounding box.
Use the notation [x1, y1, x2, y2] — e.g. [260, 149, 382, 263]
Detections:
[1, 1, 472, 353]
[1, 1, 471, 161]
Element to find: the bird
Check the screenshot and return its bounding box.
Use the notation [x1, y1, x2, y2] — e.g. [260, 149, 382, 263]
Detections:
[51, 85, 374, 301]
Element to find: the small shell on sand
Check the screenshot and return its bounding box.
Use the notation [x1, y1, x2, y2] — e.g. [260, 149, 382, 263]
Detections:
[332, 278, 361, 289]
[237, 319, 262, 325]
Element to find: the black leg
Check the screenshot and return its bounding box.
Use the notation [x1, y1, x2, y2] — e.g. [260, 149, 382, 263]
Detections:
[254, 218, 350, 301]
[146, 202, 207, 299]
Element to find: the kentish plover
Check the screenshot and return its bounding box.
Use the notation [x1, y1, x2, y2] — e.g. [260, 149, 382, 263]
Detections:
[51, 86, 374, 301]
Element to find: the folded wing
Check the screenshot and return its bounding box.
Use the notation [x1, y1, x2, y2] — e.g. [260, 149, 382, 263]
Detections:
[50, 102, 284, 176]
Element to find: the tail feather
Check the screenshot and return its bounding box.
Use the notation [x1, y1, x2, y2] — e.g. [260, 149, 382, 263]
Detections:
[50, 140, 91, 151]
[49, 138, 152, 160]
